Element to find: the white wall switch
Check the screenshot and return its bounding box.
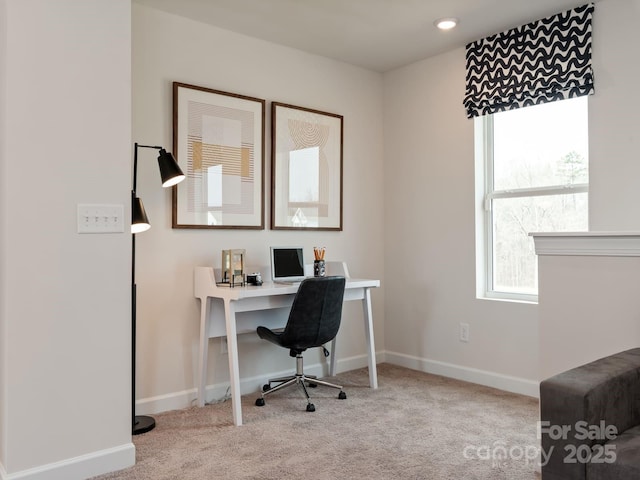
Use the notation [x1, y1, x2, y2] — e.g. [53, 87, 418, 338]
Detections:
[77, 204, 125, 234]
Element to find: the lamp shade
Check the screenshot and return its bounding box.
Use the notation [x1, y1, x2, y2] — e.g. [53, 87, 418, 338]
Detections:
[157, 149, 185, 188]
[131, 196, 151, 234]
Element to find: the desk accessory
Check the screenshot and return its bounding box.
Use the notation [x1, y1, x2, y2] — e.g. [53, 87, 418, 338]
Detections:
[313, 247, 326, 277]
[131, 142, 185, 435]
[220, 249, 246, 287]
[270, 246, 306, 283]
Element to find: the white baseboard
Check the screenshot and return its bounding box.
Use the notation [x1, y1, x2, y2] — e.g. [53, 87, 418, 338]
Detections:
[0, 443, 134, 480]
[384, 351, 539, 398]
[136, 353, 375, 415]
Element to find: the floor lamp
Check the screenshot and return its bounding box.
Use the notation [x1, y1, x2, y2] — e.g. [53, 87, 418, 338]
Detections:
[131, 142, 185, 435]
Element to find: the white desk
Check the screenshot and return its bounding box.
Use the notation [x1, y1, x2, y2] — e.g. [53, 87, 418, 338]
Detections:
[194, 266, 380, 426]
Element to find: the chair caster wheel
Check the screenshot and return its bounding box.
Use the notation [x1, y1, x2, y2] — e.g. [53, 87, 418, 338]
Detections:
[306, 403, 316, 412]
[262, 384, 271, 392]
[255, 398, 265, 406]
[338, 391, 347, 400]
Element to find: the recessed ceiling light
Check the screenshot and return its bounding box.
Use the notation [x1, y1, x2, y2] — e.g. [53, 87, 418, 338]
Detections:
[434, 18, 458, 30]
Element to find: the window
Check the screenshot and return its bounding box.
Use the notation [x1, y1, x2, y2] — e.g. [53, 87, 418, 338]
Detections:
[476, 96, 589, 302]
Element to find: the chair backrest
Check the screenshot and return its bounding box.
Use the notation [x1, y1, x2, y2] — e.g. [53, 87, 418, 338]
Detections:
[278, 276, 346, 352]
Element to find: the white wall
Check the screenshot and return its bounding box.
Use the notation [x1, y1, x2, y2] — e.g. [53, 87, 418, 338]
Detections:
[539, 255, 640, 379]
[132, 4, 385, 411]
[382, 49, 539, 395]
[535, 235, 640, 379]
[0, 1, 133, 478]
[589, 0, 640, 230]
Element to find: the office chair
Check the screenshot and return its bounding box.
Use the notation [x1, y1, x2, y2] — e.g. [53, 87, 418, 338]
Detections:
[255, 276, 347, 412]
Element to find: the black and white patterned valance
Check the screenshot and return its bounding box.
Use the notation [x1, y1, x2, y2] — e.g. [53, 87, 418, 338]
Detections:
[463, 3, 594, 118]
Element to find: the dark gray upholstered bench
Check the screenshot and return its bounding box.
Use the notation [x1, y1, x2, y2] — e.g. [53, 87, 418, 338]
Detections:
[540, 348, 640, 480]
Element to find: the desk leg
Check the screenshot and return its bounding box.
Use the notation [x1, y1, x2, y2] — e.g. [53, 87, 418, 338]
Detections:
[362, 288, 378, 389]
[223, 299, 243, 426]
[197, 297, 210, 407]
[329, 337, 338, 376]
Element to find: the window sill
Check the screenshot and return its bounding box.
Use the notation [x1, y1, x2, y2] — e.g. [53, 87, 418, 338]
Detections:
[478, 293, 538, 305]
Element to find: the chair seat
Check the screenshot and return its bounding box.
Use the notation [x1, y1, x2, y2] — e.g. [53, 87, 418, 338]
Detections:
[256, 325, 282, 345]
[257, 326, 306, 356]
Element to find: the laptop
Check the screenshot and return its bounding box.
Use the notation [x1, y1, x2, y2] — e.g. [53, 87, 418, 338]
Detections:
[270, 246, 307, 284]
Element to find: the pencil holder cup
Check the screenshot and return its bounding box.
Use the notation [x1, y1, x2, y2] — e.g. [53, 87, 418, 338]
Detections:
[313, 259, 326, 277]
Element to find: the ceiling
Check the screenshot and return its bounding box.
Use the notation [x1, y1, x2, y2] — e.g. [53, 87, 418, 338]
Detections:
[133, 0, 592, 72]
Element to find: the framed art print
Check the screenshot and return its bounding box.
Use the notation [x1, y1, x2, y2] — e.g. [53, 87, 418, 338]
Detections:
[271, 102, 343, 230]
[172, 82, 265, 229]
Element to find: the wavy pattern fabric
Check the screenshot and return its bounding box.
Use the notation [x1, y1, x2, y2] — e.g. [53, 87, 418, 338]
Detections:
[464, 3, 594, 118]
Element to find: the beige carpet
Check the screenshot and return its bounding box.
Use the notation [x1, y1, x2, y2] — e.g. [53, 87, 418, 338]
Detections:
[93, 364, 541, 480]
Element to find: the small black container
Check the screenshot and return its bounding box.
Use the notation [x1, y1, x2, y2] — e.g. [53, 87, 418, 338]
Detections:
[313, 260, 326, 277]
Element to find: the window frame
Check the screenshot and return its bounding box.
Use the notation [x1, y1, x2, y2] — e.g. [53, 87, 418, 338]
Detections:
[475, 110, 589, 303]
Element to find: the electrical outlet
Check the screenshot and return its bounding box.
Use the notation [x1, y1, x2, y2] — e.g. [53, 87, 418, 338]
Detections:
[459, 322, 470, 342]
[220, 337, 228, 354]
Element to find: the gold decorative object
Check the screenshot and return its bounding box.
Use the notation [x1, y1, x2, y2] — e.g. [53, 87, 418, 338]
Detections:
[221, 249, 246, 287]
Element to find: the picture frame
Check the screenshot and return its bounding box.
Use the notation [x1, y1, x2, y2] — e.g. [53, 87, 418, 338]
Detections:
[172, 82, 265, 229]
[271, 102, 343, 230]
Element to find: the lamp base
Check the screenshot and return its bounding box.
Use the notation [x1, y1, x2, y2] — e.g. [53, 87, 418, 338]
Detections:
[133, 415, 155, 435]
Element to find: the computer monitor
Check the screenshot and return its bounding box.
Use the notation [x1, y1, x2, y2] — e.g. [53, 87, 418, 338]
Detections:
[270, 246, 306, 283]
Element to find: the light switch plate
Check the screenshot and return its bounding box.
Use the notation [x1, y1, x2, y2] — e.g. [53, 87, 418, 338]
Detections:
[77, 204, 125, 233]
